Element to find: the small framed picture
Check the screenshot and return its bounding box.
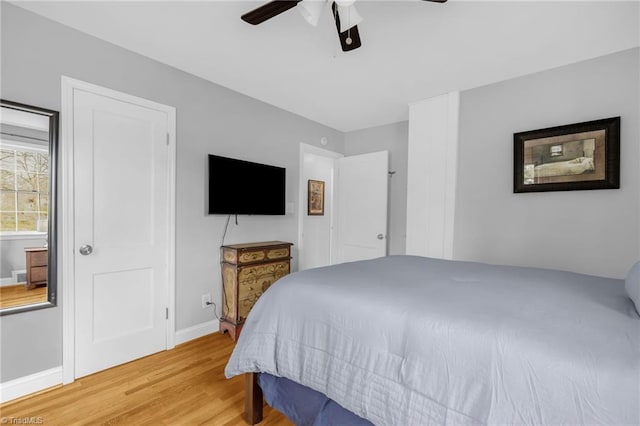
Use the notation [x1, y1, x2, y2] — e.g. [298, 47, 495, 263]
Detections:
[307, 180, 325, 215]
[514, 117, 620, 193]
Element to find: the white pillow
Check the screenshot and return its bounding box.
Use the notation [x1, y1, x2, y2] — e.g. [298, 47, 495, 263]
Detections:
[625, 261, 640, 315]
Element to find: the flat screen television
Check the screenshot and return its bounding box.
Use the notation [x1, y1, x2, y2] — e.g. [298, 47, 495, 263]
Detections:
[208, 154, 286, 215]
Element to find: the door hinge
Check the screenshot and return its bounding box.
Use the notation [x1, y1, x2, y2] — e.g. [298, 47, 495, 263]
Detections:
[166, 133, 170, 146]
[165, 307, 169, 319]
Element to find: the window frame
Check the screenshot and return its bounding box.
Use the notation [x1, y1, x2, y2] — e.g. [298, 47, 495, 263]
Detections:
[1, 140, 50, 235]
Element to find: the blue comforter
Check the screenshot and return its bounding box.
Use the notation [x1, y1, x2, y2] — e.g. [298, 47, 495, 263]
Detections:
[226, 255, 640, 425]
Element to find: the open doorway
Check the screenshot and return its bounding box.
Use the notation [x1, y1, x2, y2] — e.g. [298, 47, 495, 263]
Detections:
[297, 143, 342, 271]
[298, 143, 389, 270]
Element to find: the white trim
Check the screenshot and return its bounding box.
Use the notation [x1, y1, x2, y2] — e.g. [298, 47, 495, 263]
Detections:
[61, 76, 75, 384]
[166, 100, 177, 352]
[297, 143, 343, 270]
[0, 140, 48, 152]
[174, 320, 220, 346]
[1, 107, 49, 132]
[61, 76, 177, 384]
[443, 92, 460, 259]
[0, 232, 47, 241]
[406, 92, 460, 260]
[0, 367, 62, 404]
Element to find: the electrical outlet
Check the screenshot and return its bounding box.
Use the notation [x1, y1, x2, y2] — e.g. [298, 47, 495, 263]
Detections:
[201, 293, 212, 309]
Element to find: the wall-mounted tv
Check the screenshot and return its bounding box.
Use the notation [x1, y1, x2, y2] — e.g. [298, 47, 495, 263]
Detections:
[208, 154, 286, 215]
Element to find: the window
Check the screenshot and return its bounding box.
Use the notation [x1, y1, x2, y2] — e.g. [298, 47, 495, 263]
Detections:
[0, 145, 49, 233]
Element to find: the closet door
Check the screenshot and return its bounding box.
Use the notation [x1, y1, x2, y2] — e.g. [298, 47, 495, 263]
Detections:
[72, 87, 172, 378]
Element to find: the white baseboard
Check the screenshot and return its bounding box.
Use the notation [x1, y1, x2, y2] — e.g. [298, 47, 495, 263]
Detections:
[0, 367, 62, 403]
[0, 277, 15, 286]
[175, 319, 219, 345]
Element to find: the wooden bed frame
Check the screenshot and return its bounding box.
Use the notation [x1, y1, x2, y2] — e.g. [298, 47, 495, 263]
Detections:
[244, 373, 263, 425]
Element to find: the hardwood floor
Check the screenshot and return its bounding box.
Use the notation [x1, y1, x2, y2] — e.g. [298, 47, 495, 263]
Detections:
[0, 333, 292, 426]
[0, 284, 47, 309]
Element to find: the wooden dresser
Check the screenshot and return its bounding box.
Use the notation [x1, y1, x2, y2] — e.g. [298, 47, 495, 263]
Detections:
[219, 241, 292, 341]
[25, 247, 48, 290]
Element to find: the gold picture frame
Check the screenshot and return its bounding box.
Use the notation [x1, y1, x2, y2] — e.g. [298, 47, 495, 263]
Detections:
[307, 180, 325, 215]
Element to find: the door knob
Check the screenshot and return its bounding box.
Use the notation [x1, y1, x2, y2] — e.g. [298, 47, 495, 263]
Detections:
[79, 244, 93, 256]
[377, 234, 384, 240]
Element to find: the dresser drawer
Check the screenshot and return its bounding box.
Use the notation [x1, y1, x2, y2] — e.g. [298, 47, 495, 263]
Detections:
[223, 242, 292, 266]
[30, 266, 48, 283]
[238, 294, 262, 320]
[238, 261, 289, 300]
[29, 250, 48, 266]
[266, 246, 290, 260]
[238, 250, 266, 264]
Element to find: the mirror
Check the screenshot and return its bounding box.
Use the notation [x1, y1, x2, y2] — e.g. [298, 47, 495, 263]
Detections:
[0, 100, 58, 315]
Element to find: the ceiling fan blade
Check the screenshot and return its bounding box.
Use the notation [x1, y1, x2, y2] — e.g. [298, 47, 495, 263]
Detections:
[422, 0, 448, 2]
[241, 1, 303, 25]
[331, 2, 362, 52]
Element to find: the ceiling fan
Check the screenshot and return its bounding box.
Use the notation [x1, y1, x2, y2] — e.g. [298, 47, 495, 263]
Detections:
[241, 0, 447, 52]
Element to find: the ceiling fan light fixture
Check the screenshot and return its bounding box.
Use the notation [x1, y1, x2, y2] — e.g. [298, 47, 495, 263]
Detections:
[337, 3, 363, 33]
[242, 0, 447, 52]
[299, 0, 327, 27]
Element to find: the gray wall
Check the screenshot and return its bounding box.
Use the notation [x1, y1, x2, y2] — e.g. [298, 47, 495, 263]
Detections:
[454, 48, 639, 278]
[1, 3, 344, 382]
[344, 122, 408, 255]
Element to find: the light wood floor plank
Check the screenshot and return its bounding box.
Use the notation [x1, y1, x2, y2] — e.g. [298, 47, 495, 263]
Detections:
[0, 332, 292, 426]
[0, 284, 47, 309]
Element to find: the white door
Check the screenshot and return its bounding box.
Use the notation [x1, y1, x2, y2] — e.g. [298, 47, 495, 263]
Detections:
[334, 151, 388, 263]
[73, 89, 171, 378]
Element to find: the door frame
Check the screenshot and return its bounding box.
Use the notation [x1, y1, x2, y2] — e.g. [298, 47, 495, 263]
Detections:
[60, 77, 177, 384]
[297, 143, 343, 270]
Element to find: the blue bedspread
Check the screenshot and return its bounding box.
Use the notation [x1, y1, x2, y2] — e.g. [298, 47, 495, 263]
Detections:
[226, 255, 640, 425]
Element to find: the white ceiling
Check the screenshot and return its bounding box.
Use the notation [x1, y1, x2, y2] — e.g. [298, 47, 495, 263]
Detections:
[13, 1, 640, 132]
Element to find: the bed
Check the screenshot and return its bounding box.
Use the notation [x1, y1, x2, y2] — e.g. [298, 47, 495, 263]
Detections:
[533, 156, 595, 177]
[524, 156, 595, 181]
[225, 255, 640, 425]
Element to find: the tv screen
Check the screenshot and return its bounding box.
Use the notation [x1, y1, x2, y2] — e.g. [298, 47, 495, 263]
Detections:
[208, 155, 286, 215]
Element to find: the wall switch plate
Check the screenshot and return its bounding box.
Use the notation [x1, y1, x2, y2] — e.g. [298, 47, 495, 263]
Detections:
[201, 293, 212, 309]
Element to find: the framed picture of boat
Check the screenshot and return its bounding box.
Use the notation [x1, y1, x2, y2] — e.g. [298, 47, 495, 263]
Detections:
[514, 117, 620, 193]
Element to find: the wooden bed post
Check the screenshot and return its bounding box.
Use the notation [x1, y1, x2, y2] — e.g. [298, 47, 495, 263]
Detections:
[244, 373, 263, 425]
